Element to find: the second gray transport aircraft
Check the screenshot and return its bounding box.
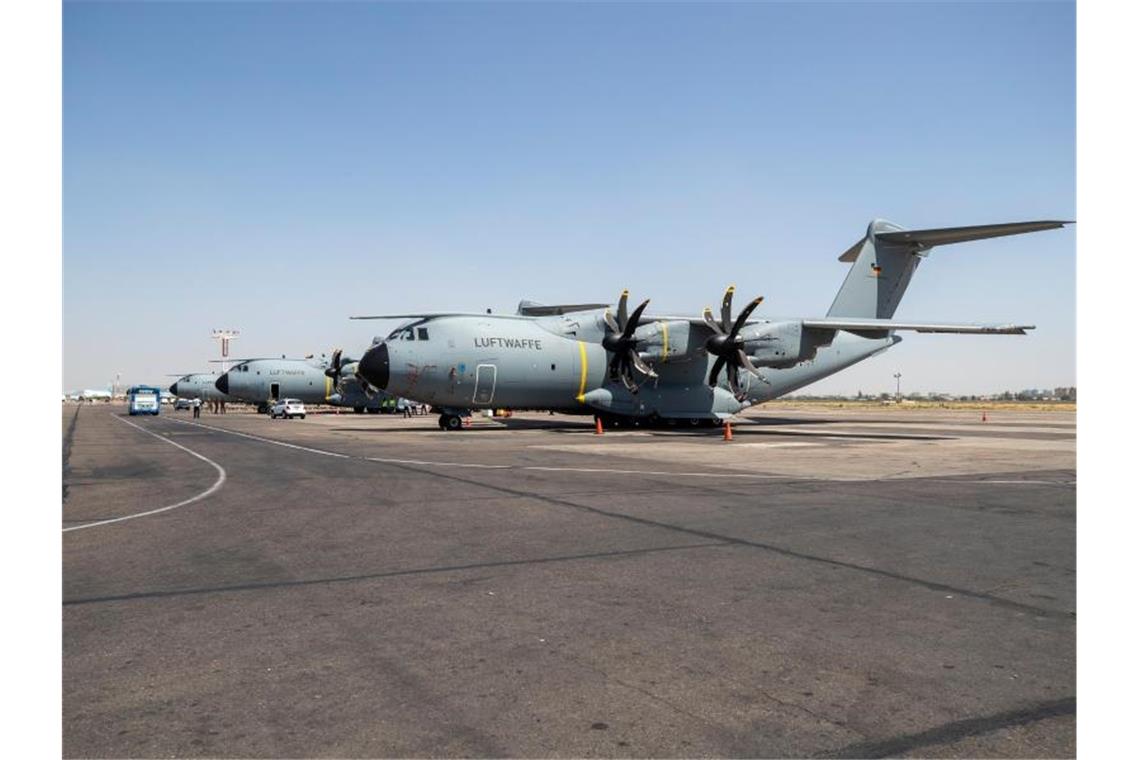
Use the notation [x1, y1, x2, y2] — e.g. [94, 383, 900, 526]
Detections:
[215, 354, 390, 413]
[349, 219, 1071, 431]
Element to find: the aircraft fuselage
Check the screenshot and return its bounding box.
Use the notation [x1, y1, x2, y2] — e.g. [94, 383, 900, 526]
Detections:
[365, 312, 896, 420]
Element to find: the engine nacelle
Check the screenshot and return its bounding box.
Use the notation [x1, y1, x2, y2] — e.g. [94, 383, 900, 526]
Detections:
[633, 320, 701, 364]
[739, 321, 823, 368]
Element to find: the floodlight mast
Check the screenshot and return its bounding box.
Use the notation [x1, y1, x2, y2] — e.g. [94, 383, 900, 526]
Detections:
[212, 329, 240, 371]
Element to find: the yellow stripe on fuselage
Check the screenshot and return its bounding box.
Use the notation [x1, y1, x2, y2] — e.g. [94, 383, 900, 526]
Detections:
[660, 321, 669, 362]
[325, 375, 332, 400]
[576, 341, 588, 402]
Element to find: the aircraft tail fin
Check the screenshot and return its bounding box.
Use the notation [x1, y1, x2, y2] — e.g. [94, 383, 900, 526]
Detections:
[826, 219, 1071, 319]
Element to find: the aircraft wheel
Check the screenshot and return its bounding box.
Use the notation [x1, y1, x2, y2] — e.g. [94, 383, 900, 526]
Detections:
[443, 414, 463, 431]
[354, 406, 364, 414]
[438, 415, 447, 429]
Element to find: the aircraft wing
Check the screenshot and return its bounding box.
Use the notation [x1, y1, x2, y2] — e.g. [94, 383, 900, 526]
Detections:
[516, 301, 610, 316]
[350, 313, 491, 320]
[802, 318, 1034, 335]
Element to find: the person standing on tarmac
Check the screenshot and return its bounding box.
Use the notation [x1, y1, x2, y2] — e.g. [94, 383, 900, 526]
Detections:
[192, 398, 201, 418]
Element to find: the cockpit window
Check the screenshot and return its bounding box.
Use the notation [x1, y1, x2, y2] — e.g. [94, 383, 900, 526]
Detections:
[386, 319, 430, 341]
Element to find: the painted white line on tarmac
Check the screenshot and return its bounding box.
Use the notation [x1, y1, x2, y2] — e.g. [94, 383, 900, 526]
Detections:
[160, 418, 785, 479]
[163, 417, 350, 458]
[63, 415, 227, 533]
[153, 417, 1073, 486]
[365, 456, 511, 470]
[519, 465, 785, 479]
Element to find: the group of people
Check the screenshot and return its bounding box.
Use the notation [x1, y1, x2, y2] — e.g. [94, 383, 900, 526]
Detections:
[401, 401, 429, 418]
[187, 398, 225, 418]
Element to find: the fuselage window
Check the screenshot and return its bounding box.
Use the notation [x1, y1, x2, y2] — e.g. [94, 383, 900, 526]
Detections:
[417, 327, 429, 341]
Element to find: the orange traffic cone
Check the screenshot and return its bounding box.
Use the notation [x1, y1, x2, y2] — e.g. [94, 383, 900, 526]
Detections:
[723, 421, 733, 441]
[982, 412, 987, 423]
[595, 416, 604, 435]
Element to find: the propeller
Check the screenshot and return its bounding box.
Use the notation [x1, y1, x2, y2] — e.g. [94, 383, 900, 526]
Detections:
[703, 285, 769, 399]
[601, 290, 657, 393]
[324, 348, 356, 392]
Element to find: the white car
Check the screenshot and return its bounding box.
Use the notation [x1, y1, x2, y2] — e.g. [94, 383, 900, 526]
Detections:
[269, 398, 306, 419]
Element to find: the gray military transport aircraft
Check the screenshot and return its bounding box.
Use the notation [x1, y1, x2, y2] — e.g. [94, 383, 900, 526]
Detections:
[169, 373, 233, 403]
[351, 219, 1071, 431]
[214, 354, 390, 413]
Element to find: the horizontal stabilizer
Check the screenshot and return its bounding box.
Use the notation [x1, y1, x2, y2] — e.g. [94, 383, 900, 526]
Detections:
[838, 219, 1071, 261]
[803, 318, 1033, 335]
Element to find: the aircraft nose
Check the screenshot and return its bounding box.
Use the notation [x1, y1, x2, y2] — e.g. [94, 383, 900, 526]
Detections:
[357, 342, 390, 390]
[215, 373, 229, 394]
[169, 383, 179, 395]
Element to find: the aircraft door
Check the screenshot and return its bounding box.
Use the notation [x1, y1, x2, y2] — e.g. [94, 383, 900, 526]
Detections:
[270, 383, 280, 401]
[473, 364, 496, 405]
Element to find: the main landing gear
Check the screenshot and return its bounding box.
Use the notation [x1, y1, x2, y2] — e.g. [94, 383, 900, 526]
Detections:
[438, 413, 465, 431]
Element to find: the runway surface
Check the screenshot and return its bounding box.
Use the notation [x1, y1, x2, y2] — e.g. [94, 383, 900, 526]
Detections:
[62, 404, 1075, 757]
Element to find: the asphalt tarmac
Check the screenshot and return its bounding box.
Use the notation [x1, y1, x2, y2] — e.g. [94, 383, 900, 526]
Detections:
[62, 404, 1076, 758]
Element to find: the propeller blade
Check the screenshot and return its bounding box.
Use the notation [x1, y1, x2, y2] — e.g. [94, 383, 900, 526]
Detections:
[729, 296, 764, 338]
[629, 349, 658, 379]
[607, 351, 623, 380]
[737, 350, 770, 384]
[708, 355, 727, 386]
[726, 363, 742, 398]
[622, 299, 651, 340]
[324, 347, 344, 379]
[618, 369, 639, 393]
[702, 307, 724, 335]
[617, 289, 629, 329]
[602, 308, 620, 334]
[720, 286, 735, 332]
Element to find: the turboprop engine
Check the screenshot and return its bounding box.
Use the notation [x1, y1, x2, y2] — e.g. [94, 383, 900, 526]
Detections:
[737, 321, 824, 369]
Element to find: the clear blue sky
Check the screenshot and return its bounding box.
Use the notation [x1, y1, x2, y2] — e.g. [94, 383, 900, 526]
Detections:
[64, 1, 1074, 395]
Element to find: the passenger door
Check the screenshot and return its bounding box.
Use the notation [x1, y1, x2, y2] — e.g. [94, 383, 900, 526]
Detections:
[473, 364, 496, 405]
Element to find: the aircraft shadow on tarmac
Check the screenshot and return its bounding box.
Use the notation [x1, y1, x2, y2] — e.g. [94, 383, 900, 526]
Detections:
[326, 418, 953, 441]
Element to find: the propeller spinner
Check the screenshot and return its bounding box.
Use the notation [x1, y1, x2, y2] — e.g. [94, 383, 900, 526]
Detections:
[703, 285, 769, 400]
[601, 290, 657, 393]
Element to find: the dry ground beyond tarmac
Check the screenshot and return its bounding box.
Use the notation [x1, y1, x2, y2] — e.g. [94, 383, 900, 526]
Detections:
[63, 403, 1075, 758]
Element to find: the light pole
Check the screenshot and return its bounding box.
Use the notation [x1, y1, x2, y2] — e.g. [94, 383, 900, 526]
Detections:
[893, 372, 902, 401]
[212, 329, 240, 371]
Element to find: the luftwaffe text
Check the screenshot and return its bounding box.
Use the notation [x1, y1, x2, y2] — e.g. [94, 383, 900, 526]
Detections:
[474, 337, 543, 350]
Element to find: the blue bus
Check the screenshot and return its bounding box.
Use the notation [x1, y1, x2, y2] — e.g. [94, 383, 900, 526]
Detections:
[127, 385, 162, 416]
